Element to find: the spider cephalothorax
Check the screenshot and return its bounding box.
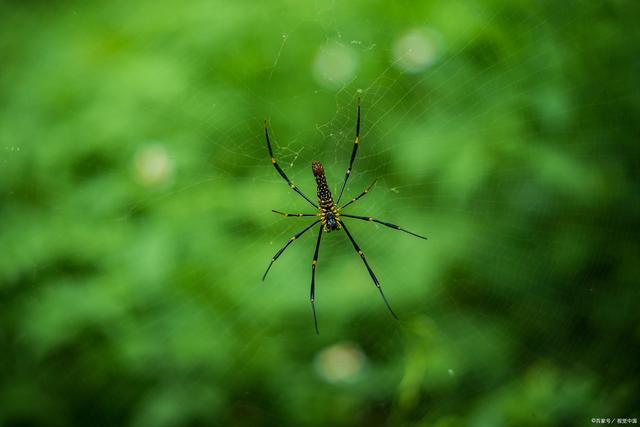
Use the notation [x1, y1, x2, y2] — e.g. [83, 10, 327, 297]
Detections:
[263, 98, 427, 334]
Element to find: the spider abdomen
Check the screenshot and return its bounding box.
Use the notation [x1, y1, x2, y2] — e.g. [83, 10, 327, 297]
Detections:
[312, 161, 340, 231]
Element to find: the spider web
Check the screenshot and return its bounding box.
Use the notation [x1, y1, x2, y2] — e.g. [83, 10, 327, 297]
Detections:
[1, 0, 638, 426]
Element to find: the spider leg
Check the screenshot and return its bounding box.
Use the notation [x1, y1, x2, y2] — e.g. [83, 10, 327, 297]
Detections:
[336, 98, 361, 204]
[272, 210, 320, 218]
[262, 219, 321, 281]
[341, 214, 427, 239]
[264, 122, 318, 209]
[310, 225, 323, 334]
[339, 220, 399, 320]
[339, 180, 377, 210]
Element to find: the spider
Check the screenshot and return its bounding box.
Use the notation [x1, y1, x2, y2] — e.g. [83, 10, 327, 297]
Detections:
[262, 98, 426, 333]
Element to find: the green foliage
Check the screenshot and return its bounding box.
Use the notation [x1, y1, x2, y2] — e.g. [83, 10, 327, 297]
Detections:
[1, 0, 639, 426]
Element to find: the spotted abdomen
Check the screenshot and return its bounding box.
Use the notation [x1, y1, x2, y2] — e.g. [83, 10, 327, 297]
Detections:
[312, 161, 333, 206]
[312, 161, 340, 231]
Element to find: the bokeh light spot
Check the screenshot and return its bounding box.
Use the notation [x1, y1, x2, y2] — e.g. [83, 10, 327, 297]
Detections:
[314, 341, 366, 383]
[392, 27, 441, 73]
[134, 145, 174, 186]
[312, 43, 358, 88]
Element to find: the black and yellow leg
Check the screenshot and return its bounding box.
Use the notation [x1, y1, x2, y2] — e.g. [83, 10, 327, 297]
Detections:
[339, 220, 399, 320]
[339, 179, 377, 210]
[341, 214, 427, 239]
[310, 225, 323, 334]
[336, 98, 361, 204]
[264, 122, 318, 209]
[262, 219, 321, 281]
[272, 210, 320, 218]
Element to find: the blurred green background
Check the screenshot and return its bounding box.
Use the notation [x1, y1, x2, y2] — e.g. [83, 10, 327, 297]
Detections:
[1, 0, 639, 426]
